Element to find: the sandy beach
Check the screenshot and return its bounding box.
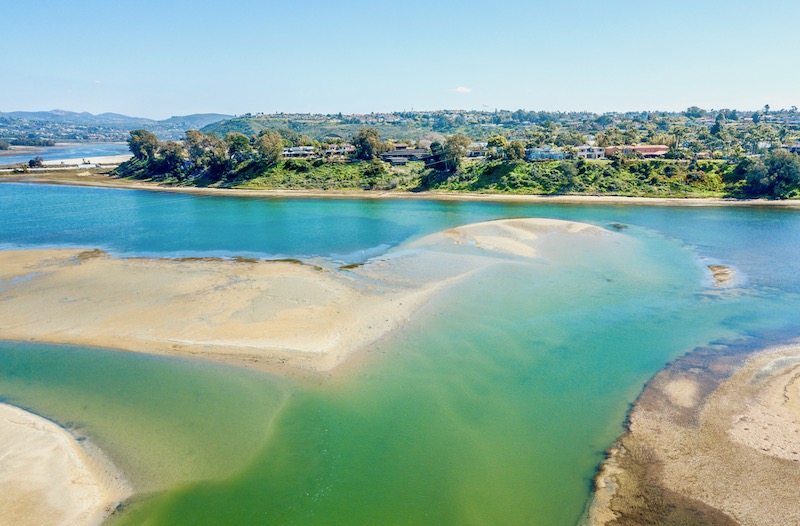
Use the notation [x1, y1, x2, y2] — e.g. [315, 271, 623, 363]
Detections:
[2, 169, 800, 208]
[0, 403, 130, 526]
[41, 154, 133, 167]
[0, 218, 604, 374]
[583, 342, 800, 526]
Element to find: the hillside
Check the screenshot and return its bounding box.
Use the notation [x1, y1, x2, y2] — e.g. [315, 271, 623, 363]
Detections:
[0, 111, 233, 142]
[201, 116, 436, 141]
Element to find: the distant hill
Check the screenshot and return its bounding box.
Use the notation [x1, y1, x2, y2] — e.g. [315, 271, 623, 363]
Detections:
[161, 114, 233, 128]
[0, 110, 232, 129]
[0, 110, 234, 141]
[2, 110, 151, 126]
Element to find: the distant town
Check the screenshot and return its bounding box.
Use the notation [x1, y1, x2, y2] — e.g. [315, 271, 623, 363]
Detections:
[2, 106, 799, 159]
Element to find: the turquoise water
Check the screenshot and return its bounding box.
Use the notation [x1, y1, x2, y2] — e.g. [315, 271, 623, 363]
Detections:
[1, 183, 800, 524]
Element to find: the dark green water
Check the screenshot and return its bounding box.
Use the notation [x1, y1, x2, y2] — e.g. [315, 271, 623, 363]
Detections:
[1, 184, 800, 525]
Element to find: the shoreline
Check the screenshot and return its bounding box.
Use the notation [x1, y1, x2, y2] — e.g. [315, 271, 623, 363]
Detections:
[583, 340, 800, 525]
[2, 170, 800, 208]
[0, 402, 131, 526]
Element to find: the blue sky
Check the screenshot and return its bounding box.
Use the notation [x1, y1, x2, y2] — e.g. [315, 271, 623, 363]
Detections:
[3, 0, 798, 119]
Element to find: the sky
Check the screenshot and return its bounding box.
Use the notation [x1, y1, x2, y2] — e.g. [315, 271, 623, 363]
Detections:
[2, 0, 798, 119]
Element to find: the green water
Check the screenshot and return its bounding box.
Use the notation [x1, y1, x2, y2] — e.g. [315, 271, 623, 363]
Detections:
[2, 185, 800, 525]
[105, 227, 777, 525]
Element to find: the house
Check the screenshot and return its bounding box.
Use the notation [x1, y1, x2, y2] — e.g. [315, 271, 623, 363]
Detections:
[525, 146, 565, 161]
[282, 146, 315, 158]
[604, 145, 669, 158]
[468, 141, 489, 158]
[379, 148, 429, 165]
[576, 145, 606, 160]
[324, 144, 355, 156]
[784, 143, 800, 154]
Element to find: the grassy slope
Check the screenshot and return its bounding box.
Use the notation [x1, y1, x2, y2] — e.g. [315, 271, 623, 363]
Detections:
[422, 159, 736, 197]
[115, 154, 745, 198]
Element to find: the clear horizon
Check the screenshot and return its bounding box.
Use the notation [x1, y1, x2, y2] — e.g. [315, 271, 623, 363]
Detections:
[3, 0, 798, 120]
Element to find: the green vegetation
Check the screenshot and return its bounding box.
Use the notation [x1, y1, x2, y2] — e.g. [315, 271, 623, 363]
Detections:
[0, 140, 10, 150]
[202, 115, 435, 142]
[115, 121, 800, 199]
[417, 158, 736, 197]
[5, 137, 56, 147]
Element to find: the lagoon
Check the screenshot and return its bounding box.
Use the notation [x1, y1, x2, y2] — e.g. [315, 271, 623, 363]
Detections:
[1, 183, 800, 524]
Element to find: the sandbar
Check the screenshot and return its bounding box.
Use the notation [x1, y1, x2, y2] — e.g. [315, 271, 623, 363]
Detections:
[583, 342, 800, 526]
[0, 218, 607, 374]
[0, 403, 130, 526]
[41, 154, 133, 167]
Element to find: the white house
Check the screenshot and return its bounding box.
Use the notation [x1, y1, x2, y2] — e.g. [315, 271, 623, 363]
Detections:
[576, 145, 605, 160]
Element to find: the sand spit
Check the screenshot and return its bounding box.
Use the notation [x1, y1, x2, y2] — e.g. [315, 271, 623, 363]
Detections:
[41, 154, 133, 167]
[0, 219, 607, 374]
[0, 403, 131, 526]
[582, 343, 800, 526]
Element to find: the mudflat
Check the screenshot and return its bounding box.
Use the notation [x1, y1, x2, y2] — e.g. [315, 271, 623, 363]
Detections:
[583, 343, 800, 526]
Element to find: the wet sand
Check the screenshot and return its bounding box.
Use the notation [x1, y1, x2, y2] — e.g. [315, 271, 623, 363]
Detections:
[0, 218, 609, 523]
[583, 342, 800, 526]
[0, 219, 606, 374]
[0, 403, 130, 526]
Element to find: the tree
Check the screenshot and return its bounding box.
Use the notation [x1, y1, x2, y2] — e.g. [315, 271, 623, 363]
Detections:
[487, 135, 509, 159]
[425, 135, 470, 172]
[685, 106, 706, 119]
[254, 130, 284, 168]
[182, 130, 227, 176]
[710, 114, 725, 136]
[744, 149, 800, 198]
[352, 128, 391, 160]
[128, 130, 159, 161]
[156, 141, 186, 174]
[28, 156, 44, 168]
[444, 134, 471, 170]
[0, 139, 10, 150]
[506, 140, 526, 161]
[225, 132, 253, 163]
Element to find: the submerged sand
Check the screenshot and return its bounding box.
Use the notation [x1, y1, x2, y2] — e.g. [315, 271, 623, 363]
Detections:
[0, 218, 608, 524]
[0, 218, 607, 374]
[0, 403, 130, 526]
[583, 343, 800, 526]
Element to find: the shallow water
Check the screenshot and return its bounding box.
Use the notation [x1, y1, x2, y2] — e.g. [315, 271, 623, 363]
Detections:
[1, 184, 800, 525]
